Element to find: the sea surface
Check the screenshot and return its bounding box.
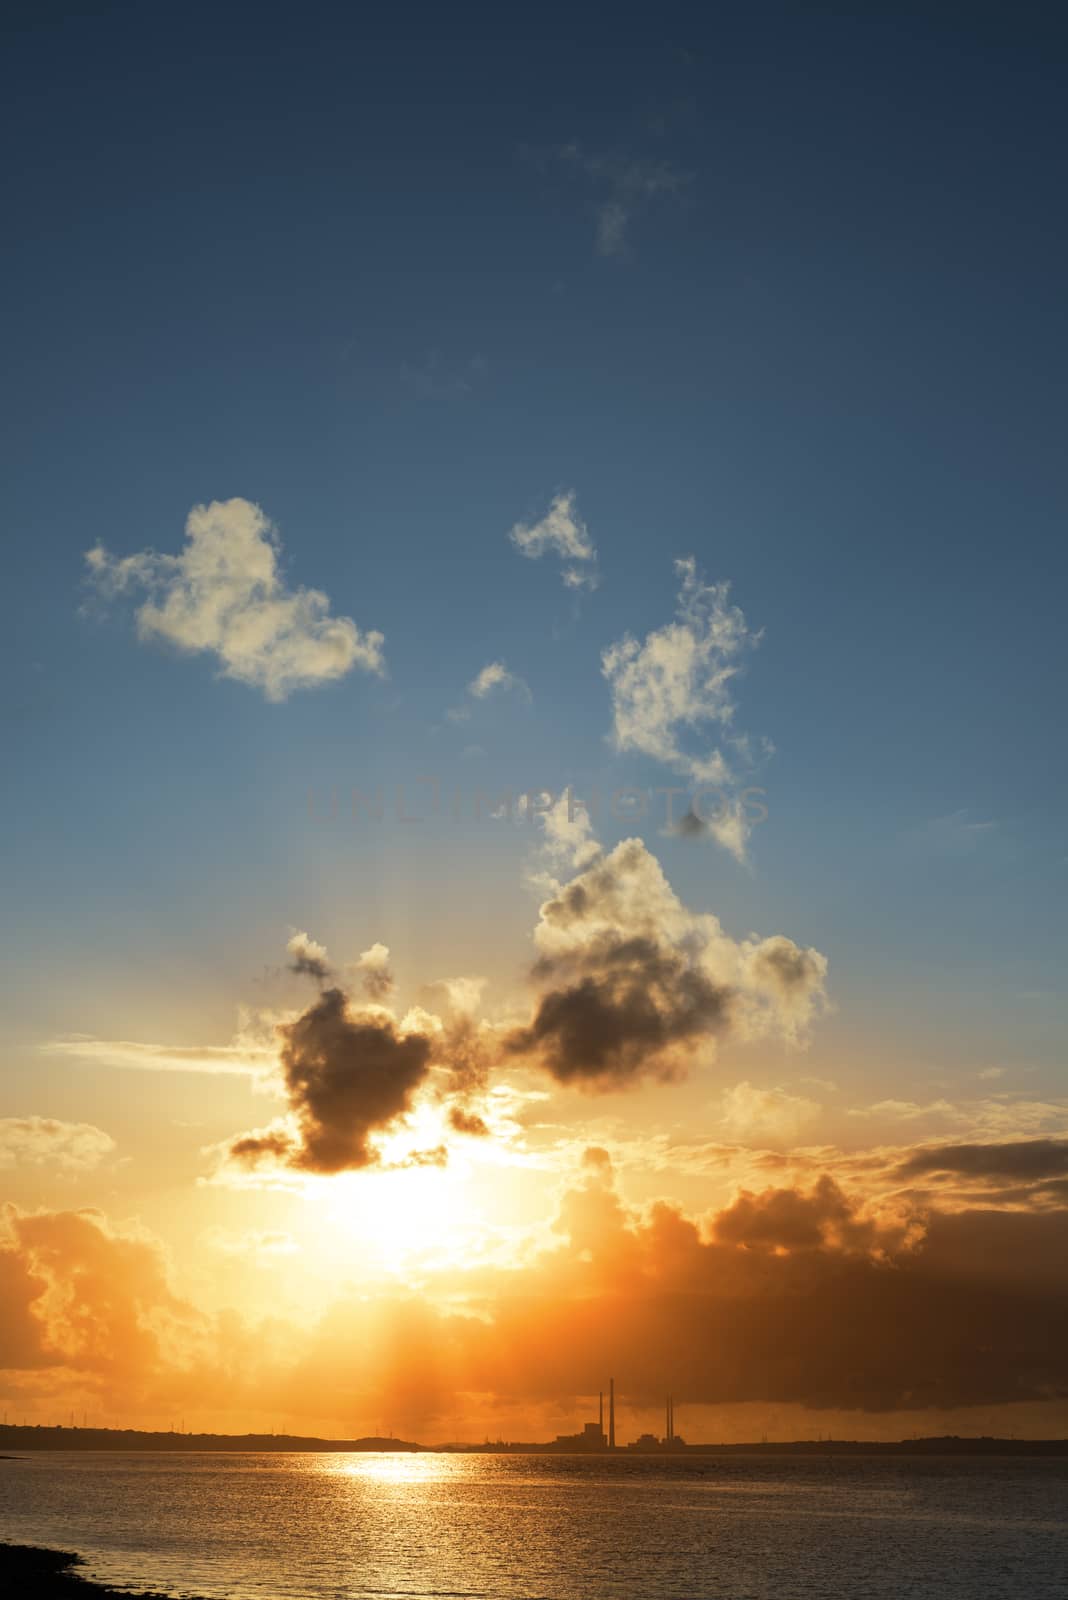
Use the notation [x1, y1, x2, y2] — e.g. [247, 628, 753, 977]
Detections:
[1, 1451, 1067, 1599]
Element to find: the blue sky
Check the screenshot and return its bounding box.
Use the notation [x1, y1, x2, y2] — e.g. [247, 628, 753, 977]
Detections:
[5, 3, 1068, 1443]
[2, 5, 1066, 1121]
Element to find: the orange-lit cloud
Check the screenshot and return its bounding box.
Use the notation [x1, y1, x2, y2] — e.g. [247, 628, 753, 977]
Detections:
[5, 1140, 1068, 1435]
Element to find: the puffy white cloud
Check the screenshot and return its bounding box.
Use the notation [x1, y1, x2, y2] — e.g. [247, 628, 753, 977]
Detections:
[354, 942, 394, 1001]
[0, 1116, 115, 1170]
[86, 498, 384, 701]
[509, 491, 598, 590]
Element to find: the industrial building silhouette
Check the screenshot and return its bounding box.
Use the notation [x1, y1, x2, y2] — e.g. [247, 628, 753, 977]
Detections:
[549, 1382, 685, 1452]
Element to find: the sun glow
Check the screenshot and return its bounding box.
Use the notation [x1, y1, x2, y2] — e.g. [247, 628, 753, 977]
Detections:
[321, 1160, 480, 1273]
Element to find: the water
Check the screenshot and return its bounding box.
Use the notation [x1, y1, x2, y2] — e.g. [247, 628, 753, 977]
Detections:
[1, 1451, 1066, 1599]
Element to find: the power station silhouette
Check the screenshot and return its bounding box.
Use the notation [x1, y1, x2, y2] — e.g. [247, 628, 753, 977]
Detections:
[549, 1380, 685, 1452]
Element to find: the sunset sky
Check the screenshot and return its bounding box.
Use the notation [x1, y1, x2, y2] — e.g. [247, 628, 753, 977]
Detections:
[2, 7, 1067, 1444]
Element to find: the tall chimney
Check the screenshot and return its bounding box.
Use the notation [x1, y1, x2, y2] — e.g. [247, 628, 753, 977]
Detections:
[609, 1378, 616, 1450]
[665, 1396, 670, 1445]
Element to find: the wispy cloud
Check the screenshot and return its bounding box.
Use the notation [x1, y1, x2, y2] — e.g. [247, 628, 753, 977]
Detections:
[469, 661, 530, 701]
[529, 142, 691, 257]
[0, 1116, 115, 1171]
[509, 490, 598, 590]
[203, 1227, 299, 1258]
[398, 351, 488, 400]
[903, 810, 997, 857]
[449, 660, 532, 722]
[602, 557, 765, 858]
[85, 498, 384, 701]
[45, 1033, 273, 1077]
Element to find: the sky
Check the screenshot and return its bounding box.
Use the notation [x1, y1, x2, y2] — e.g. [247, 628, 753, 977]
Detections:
[1, 4, 1067, 1444]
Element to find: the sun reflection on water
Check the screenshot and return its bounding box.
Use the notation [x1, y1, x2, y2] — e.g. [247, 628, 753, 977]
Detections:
[324, 1451, 454, 1485]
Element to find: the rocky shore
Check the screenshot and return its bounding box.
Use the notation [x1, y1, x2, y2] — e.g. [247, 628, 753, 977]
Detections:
[0, 1543, 194, 1599]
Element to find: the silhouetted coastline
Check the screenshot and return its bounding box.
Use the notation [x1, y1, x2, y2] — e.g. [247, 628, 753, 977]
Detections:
[2, 1423, 1066, 1455]
[0, 1543, 202, 1600]
[0, 1426, 423, 1453]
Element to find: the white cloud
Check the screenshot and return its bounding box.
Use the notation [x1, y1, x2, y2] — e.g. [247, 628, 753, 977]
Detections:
[540, 789, 601, 873]
[903, 811, 997, 857]
[0, 1117, 115, 1170]
[602, 558, 763, 859]
[509, 491, 598, 590]
[44, 1032, 272, 1077]
[354, 942, 394, 1001]
[470, 661, 530, 700]
[718, 1082, 821, 1141]
[449, 660, 531, 721]
[86, 497, 384, 701]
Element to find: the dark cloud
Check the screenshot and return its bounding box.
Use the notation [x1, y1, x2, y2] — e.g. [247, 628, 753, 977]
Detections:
[447, 1107, 490, 1138]
[226, 1128, 296, 1165]
[440, 1016, 492, 1098]
[506, 949, 731, 1088]
[415, 979, 494, 1104]
[505, 839, 825, 1088]
[468, 1161, 1068, 1415]
[713, 1174, 894, 1254]
[898, 1140, 1068, 1183]
[226, 987, 433, 1174]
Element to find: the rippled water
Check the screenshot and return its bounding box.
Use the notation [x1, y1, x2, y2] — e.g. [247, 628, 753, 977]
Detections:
[2, 1451, 1067, 1599]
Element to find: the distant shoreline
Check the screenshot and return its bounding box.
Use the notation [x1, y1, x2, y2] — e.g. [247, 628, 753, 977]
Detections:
[2, 1424, 1067, 1457]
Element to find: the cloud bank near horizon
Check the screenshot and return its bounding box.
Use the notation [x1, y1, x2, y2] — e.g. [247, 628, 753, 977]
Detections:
[4, 1143, 1068, 1436]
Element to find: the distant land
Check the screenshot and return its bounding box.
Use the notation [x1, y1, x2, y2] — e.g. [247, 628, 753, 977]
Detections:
[2, 1424, 1067, 1456]
[0, 1426, 422, 1453]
